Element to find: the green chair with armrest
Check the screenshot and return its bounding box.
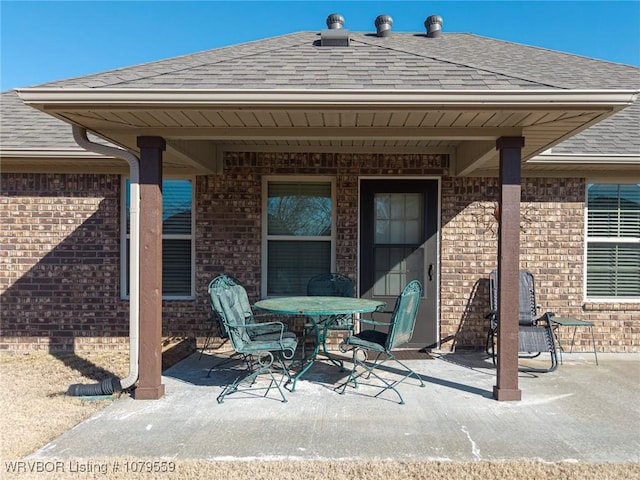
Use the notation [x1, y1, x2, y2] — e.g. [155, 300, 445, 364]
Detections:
[337, 280, 425, 404]
[203, 275, 283, 370]
[208, 275, 298, 403]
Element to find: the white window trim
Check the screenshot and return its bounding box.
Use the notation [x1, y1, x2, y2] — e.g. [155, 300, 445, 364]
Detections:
[261, 175, 336, 298]
[120, 176, 196, 301]
[584, 179, 640, 303]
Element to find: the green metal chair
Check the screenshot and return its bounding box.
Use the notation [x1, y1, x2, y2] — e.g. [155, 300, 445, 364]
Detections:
[303, 273, 355, 368]
[337, 280, 425, 404]
[485, 270, 558, 373]
[208, 275, 298, 403]
[202, 275, 282, 369]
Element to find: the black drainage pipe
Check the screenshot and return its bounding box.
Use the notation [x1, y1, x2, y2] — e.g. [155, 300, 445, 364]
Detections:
[67, 376, 123, 397]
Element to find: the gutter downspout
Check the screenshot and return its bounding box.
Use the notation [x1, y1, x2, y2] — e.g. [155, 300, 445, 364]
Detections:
[67, 126, 140, 395]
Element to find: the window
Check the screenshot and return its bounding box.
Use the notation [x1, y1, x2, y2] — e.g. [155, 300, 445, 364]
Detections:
[263, 178, 334, 296]
[586, 183, 640, 299]
[373, 193, 424, 296]
[123, 178, 194, 299]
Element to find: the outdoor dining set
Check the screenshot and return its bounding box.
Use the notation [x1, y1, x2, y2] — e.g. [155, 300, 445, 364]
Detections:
[202, 269, 597, 405]
[204, 273, 425, 405]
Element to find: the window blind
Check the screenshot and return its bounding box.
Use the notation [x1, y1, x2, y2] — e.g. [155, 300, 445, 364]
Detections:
[586, 184, 640, 298]
[125, 179, 193, 298]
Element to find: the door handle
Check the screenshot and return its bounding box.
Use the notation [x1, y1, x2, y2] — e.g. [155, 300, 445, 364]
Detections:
[428, 264, 433, 282]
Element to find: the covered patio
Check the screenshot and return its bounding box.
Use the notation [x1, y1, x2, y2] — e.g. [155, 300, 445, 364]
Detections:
[17, 86, 636, 401]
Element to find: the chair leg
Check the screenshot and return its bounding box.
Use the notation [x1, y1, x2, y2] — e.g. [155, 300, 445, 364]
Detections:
[199, 320, 242, 370]
[336, 346, 363, 393]
[336, 348, 424, 405]
[486, 328, 497, 365]
[517, 326, 559, 373]
[199, 319, 218, 360]
[517, 354, 558, 373]
[216, 352, 289, 404]
[216, 365, 280, 403]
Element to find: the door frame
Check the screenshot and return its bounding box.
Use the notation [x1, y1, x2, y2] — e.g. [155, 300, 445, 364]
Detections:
[357, 176, 442, 349]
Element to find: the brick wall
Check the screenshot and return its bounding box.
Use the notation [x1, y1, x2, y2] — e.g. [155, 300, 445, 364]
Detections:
[194, 152, 446, 335]
[0, 173, 202, 351]
[440, 176, 640, 352]
[2, 159, 638, 353]
[0, 174, 127, 351]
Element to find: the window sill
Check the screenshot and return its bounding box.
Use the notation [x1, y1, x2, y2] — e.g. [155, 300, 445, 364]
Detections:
[583, 301, 640, 311]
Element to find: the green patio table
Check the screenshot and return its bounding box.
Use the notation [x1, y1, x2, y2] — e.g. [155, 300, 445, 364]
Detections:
[254, 296, 386, 391]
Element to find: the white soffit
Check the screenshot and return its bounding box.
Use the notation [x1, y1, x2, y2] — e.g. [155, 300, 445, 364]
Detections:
[16, 88, 639, 175]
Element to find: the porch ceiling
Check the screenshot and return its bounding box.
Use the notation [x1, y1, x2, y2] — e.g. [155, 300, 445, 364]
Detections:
[17, 88, 637, 176]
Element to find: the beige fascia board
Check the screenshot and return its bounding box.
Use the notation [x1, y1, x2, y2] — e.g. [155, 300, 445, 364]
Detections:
[529, 153, 640, 164]
[0, 149, 126, 174]
[0, 162, 129, 174]
[151, 126, 523, 140]
[526, 167, 640, 178]
[0, 149, 113, 159]
[16, 88, 639, 110]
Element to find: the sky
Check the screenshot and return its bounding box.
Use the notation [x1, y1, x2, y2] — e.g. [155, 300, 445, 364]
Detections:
[1, 0, 639, 91]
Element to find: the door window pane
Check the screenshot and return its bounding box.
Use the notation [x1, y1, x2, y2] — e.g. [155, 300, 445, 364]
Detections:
[375, 193, 422, 244]
[373, 247, 424, 296]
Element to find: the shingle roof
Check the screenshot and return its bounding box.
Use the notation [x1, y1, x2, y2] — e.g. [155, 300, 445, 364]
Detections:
[0, 90, 105, 151]
[3, 31, 639, 155]
[0, 90, 81, 150]
[38, 33, 553, 90]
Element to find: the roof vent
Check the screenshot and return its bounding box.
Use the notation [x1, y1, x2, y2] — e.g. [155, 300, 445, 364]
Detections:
[326, 13, 345, 29]
[425, 15, 443, 38]
[374, 14, 393, 37]
[321, 13, 350, 46]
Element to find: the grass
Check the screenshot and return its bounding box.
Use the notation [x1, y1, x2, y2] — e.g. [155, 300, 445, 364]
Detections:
[1, 350, 638, 479]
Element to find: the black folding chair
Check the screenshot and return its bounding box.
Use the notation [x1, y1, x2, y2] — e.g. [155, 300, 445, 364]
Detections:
[486, 270, 558, 373]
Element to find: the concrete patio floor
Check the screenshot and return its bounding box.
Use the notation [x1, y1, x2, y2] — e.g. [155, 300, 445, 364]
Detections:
[30, 350, 639, 463]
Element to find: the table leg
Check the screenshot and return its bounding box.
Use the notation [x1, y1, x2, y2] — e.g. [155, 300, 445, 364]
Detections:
[318, 319, 346, 370]
[554, 324, 565, 365]
[290, 318, 321, 392]
[589, 326, 599, 366]
[569, 327, 578, 353]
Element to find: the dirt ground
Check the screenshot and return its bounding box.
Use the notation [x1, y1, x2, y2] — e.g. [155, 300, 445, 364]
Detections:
[1, 349, 638, 480]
